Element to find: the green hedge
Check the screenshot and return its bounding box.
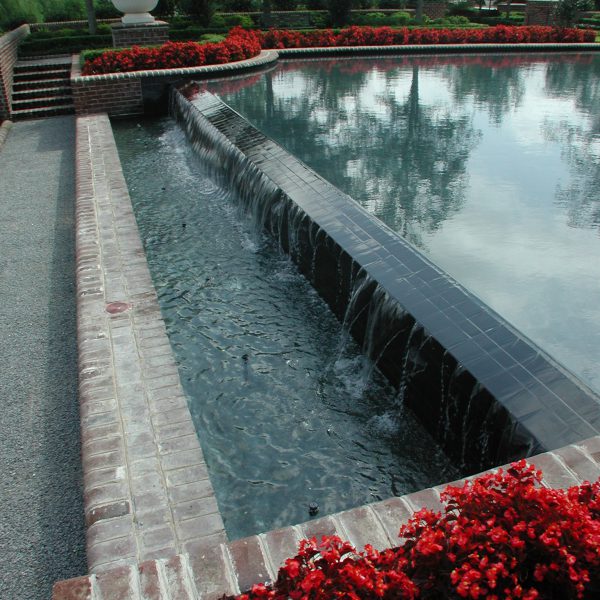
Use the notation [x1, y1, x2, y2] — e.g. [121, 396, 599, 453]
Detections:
[19, 33, 112, 54]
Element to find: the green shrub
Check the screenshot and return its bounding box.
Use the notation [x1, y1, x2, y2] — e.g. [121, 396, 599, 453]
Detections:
[222, 13, 253, 26]
[155, 0, 177, 16]
[328, 0, 351, 26]
[378, 0, 405, 9]
[179, 0, 215, 26]
[221, 0, 257, 10]
[210, 13, 226, 27]
[306, 0, 326, 8]
[273, 0, 298, 8]
[353, 11, 388, 25]
[40, 0, 86, 21]
[0, 0, 44, 29]
[389, 10, 411, 24]
[309, 11, 329, 27]
[94, 0, 120, 18]
[20, 33, 112, 54]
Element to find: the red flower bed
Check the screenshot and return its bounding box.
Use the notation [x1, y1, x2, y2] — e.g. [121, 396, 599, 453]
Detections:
[222, 461, 600, 600]
[82, 27, 262, 75]
[82, 25, 595, 76]
[261, 25, 595, 49]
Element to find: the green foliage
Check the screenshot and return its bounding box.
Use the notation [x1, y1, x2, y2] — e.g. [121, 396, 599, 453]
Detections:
[155, 0, 177, 16]
[223, 12, 254, 25]
[179, 0, 215, 25]
[0, 0, 44, 29]
[306, 0, 326, 8]
[555, 0, 593, 26]
[40, 0, 86, 21]
[20, 32, 111, 54]
[328, 0, 351, 26]
[273, 0, 298, 8]
[378, 0, 405, 9]
[221, 0, 258, 10]
[353, 9, 411, 25]
[94, 0, 120, 18]
[309, 11, 329, 27]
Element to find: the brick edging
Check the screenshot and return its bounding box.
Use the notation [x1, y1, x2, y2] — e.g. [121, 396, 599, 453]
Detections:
[71, 49, 279, 82]
[53, 437, 600, 599]
[75, 114, 226, 574]
[277, 42, 600, 57]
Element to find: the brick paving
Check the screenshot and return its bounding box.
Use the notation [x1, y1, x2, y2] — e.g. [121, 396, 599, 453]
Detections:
[75, 114, 225, 574]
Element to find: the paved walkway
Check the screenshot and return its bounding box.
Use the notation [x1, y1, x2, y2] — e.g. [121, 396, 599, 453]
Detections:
[0, 116, 87, 599]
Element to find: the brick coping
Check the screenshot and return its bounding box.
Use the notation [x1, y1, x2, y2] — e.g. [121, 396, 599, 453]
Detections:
[54, 438, 600, 598]
[75, 114, 226, 574]
[71, 49, 279, 82]
[72, 42, 600, 82]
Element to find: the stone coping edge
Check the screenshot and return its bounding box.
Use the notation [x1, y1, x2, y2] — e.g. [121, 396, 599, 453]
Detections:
[75, 113, 226, 574]
[0, 120, 13, 150]
[72, 49, 279, 82]
[73, 42, 599, 82]
[53, 437, 600, 599]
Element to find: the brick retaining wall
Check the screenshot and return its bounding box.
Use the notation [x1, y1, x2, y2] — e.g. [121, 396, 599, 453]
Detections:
[0, 25, 30, 120]
[111, 22, 169, 48]
[424, 1, 448, 20]
[526, 0, 559, 25]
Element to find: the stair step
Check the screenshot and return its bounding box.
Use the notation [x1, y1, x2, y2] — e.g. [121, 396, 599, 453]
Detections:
[12, 95, 73, 110]
[13, 77, 69, 91]
[12, 86, 71, 100]
[11, 104, 75, 120]
[13, 68, 70, 82]
[14, 59, 72, 73]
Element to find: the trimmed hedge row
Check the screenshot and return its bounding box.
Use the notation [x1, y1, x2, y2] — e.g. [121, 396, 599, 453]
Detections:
[81, 25, 596, 75]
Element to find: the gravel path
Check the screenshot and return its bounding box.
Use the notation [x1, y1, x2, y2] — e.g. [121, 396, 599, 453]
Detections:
[0, 116, 87, 599]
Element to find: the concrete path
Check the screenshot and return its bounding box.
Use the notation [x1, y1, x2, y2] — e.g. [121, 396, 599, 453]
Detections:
[0, 116, 86, 599]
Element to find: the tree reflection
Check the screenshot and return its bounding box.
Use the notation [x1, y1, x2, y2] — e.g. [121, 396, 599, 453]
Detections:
[211, 58, 480, 249]
[440, 55, 528, 126]
[542, 55, 600, 232]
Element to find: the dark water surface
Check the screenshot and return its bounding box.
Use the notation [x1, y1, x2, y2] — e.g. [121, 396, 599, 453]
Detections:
[113, 119, 460, 540]
[207, 53, 600, 394]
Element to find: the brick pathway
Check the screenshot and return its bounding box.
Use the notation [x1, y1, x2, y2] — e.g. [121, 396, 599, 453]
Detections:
[75, 114, 226, 573]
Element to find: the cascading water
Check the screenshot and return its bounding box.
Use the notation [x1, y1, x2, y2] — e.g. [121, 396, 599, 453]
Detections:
[168, 86, 537, 472]
[168, 85, 600, 477]
[112, 115, 462, 540]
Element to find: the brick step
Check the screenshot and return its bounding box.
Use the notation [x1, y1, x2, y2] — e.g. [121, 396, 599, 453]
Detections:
[13, 68, 70, 82]
[12, 86, 71, 101]
[12, 77, 70, 91]
[14, 59, 71, 73]
[11, 104, 75, 121]
[12, 95, 73, 111]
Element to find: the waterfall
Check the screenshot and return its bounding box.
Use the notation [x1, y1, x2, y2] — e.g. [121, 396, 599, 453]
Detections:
[168, 86, 593, 474]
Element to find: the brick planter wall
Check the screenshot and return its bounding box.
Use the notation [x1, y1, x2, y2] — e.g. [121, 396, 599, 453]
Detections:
[526, 0, 559, 25]
[111, 22, 169, 48]
[0, 24, 30, 120]
[71, 55, 144, 117]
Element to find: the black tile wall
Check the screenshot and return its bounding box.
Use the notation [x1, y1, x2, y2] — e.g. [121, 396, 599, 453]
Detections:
[172, 87, 600, 473]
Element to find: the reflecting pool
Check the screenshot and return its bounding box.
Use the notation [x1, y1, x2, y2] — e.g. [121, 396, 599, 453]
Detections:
[113, 120, 460, 540]
[207, 53, 600, 395]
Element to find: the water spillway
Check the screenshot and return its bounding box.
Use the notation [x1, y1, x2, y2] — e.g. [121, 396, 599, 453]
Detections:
[171, 86, 600, 472]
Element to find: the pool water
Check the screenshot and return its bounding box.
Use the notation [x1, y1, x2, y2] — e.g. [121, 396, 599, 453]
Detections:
[113, 119, 460, 540]
[206, 53, 600, 395]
